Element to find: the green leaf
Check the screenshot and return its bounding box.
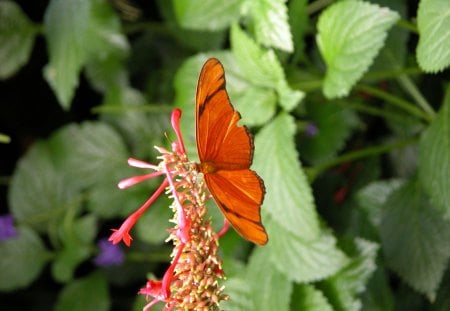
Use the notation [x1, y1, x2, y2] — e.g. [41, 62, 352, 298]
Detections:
[316, 0, 399, 98]
[356, 179, 404, 228]
[9, 142, 79, 232]
[419, 85, 450, 216]
[416, 0, 450, 72]
[379, 179, 450, 301]
[0, 227, 48, 291]
[49, 121, 128, 190]
[173, 0, 243, 31]
[221, 278, 254, 310]
[300, 101, 359, 164]
[267, 219, 349, 283]
[44, 0, 128, 109]
[55, 272, 110, 311]
[0, 1, 37, 79]
[250, 0, 293, 52]
[290, 284, 333, 311]
[52, 215, 97, 282]
[246, 247, 292, 311]
[231, 24, 303, 111]
[320, 238, 379, 311]
[44, 0, 90, 108]
[254, 113, 319, 239]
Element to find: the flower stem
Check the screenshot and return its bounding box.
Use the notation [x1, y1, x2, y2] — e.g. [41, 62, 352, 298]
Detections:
[305, 137, 418, 181]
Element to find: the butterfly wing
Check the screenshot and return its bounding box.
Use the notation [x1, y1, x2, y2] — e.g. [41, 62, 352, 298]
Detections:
[195, 58, 268, 245]
[204, 169, 268, 245]
[196, 58, 252, 169]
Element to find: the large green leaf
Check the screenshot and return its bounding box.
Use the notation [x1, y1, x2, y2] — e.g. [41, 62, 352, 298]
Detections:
[419, 85, 450, 216]
[416, 0, 450, 72]
[55, 272, 110, 311]
[320, 238, 379, 311]
[267, 219, 348, 283]
[0, 227, 48, 291]
[356, 179, 404, 228]
[379, 179, 450, 301]
[9, 142, 79, 232]
[173, 0, 243, 31]
[49, 121, 128, 190]
[0, 1, 37, 79]
[44, 0, 128, 109]
[316, 0, 399, 98]
[231, 24, 303, 111]
[250, 0, 293, 52]
[246, 247, 292, 311]
[254, 113, 319, 239]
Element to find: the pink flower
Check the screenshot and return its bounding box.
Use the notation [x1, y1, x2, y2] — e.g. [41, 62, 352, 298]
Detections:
[109, 109, 228, 310]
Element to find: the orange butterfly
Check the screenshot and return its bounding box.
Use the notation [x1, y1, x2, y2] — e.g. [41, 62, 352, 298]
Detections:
[195, 58, 268, 245]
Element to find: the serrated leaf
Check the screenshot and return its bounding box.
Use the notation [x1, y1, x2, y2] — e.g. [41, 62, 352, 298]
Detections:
[356, 179, 404, 228]
[267, 219, 348, 283]
[300, 101, 359, 164]
[416, 0, 450, 72]
[254, 113, 319, 239]
[0, 1, 37, 79]
[44, 0, 128, 109]
[246, 247, 292, 311]
[49, 121, 128, 190]
[379, 179, 450, 301]
[231, 24, 303, 111]
[55, 272, 110, 311]
[173, 0, 243, 31]
[250, 0, 293, 52]
[0, 227, 48, 291]
[234, 86, 277, 126]
[316, 0, 399, 98]
[321, 238, 379, 311]
[9, 142, 79, 232]
[291, 284, 333, 311]
[419, 85, 450, 216]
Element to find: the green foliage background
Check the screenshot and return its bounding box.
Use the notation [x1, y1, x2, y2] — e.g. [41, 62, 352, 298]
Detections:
[1, 0, 449, 310]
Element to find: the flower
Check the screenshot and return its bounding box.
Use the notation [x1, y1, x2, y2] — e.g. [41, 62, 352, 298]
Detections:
[93, 238, 125, 267]
[305, 122, 319, 137]
[0, 214, 18, 241]
[109, 109, 228, 310]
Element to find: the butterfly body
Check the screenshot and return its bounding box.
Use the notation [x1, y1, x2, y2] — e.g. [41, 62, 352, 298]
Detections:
[195, 58, 268, 245]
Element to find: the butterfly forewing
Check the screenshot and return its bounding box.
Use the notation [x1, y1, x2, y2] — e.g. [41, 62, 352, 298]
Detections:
[195, 58, 268, 245]
[196, 59, 252, 168]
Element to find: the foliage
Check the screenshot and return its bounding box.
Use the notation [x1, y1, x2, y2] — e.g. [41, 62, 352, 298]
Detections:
[1, 0, 449, 310]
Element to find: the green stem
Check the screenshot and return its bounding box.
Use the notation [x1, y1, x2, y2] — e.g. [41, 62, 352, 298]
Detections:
[305, 137, 417, 181]
[396, 74, 435, 118]
[307, 0, 334, 15]
[92, 104, 172, 114]
[356, 85, 431, 122]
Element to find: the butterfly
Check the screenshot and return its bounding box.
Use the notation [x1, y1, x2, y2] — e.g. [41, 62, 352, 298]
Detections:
[195, 58, 268, 245]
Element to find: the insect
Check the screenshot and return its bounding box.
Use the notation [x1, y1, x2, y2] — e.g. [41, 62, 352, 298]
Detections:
[195, 58, 268, 245]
